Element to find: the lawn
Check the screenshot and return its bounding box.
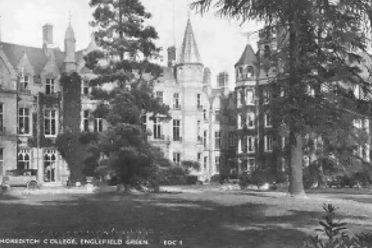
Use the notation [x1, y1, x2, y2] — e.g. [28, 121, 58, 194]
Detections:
[0, 186, 371, 248]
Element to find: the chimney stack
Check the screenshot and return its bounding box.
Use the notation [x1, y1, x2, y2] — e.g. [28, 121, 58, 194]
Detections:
[167, 46, 176, 67]
[42, 24, 54, 49]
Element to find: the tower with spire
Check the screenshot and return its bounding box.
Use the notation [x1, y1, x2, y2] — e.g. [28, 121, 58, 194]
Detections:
[64, 16, 76, 73]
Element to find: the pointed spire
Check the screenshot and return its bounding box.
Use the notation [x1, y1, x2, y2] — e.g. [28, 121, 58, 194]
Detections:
[178, 18, 202, 64]
[65, 12, 75, 41]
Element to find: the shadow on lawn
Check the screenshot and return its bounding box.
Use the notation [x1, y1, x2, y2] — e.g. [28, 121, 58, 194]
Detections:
[0, 191, 370, 248]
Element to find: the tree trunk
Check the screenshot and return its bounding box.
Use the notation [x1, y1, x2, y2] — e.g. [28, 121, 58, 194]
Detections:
[288, 134, 306, 196]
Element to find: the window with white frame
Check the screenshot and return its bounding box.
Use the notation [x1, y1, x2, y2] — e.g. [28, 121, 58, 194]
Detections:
[228, 132, 234, 146]
[215, 156, 220, 172]
[45, 78, 55, 95]
[197, 94, 202, 109]
[307, 85, 315, 96]
[82, 80, 90, 95]
[215, 131, 222, 149]
[0, 148, 3, 176]
[173, 93, 180, 109]
[265, 135, 273, 152]
[237, 114, 241, 128]
[354, 119, 362, 129]
[263, 89, 270, 104]
[173, 119, 181, 141]
[156, 91, 163, 104]
[44, 109, 57, 136]
[173, 152, 181, 164]
[18, 108, 31, 135]
[237, 91, 241, 107]
[247, 136, 255, 153]
[153, 118, 162, 139]
[44, 150, 57, 182]
[0, 103, 3, 131]
[94, 113, 104, 132]
[19, 75, 29, 91]
[238, 138, 242, 153]
[281, 137, 286, 150]
[83, 110, 90, 132]
[247, 113, 255, 128]
[265, 112, 272, 127]
[246, 89, 254, 105]
[248, 158, 255, 172]
[18, 149, 30, 170]
[197, 152, 202, 162]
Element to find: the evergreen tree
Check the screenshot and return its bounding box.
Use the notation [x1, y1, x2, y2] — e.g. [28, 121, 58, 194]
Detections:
[192, 0, 372, 196]
[85, 0, 170, 187]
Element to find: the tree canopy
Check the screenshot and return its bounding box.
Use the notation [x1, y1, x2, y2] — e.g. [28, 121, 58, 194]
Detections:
[192, 0, 372, 196]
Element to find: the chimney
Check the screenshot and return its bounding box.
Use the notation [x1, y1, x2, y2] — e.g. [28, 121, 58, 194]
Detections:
[167, 46, 176, 67]
[42, 24, 53, 49]
[203, 67, 211, 85]
[217, 72, 229, 88]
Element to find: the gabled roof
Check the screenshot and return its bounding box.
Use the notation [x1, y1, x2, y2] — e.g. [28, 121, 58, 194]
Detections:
[0, 42, 49, 74]
[178, 19, 202, 65]
[235, 44, 257, 67]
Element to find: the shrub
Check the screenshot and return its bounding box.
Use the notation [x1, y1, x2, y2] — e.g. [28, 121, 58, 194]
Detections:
[238, 173, 251, 189]
[185, 175, 198, 185]
[250, 169, 269, 186]
[300, 204, 372, 248]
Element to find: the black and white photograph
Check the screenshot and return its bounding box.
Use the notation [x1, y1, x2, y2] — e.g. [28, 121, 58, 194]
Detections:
[0, 0, 372, 247]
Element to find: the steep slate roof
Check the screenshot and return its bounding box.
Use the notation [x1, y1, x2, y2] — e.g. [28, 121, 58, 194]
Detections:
[0, 41, 84, 74]
[0, 42, 49, 74]
[178, 19, 202, 64]
[235, 44, 257, 67]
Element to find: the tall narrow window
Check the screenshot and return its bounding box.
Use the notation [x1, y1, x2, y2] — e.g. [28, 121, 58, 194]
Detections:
[228, 132, 234, 147]
[141, 114, 147, 132]
[247, 113, 255, 128]
[215, 156, 220, 172]
[203, 109, 207, 120]
[44, 109, 57, 136]
[215, 131, 221, 149]
[203, 131, 207, 148]
[154, 118, 162, 139]
[18, 149, 30, 170]
[0, 103, 3, 132]
[246, 89, 254, 105]
[197, 94, 202, 109]
[203, 156, 208, 170]
[248, 158, 255, 172]
[265, 135, 273, 152]
[173, 152, 181, 164]
[197, 153, 202, 162]
[18, 108, 30, 135]
[238, 138, 242, 153]
[83, 110, 90, 132]
[44, 150, 57, 182]
[237, 114, 241, 128]
[0, 148, 3, 176]
[265, 112, 272, 127]
[173, 119, 180, 141]
[19, 75, 29, 91]
[173, 93, 180, 109]
[156, 91, 163, 104]
[247, 136, 255, 153]
[197, 120, 201, 142]
[82, 80, 90, 95]
[46, 78, 55, 94]
[94, 113, 103, 132]
[263, 89, 270, 104]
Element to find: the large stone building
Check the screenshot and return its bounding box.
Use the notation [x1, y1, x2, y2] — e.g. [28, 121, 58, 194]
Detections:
[147, 19, 235, 180]
[0, 21, 104, 184]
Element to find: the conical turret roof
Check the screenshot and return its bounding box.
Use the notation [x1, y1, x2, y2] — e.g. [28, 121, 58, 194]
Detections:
[178, 19, 202, 64]
[235, 44, 256, 67]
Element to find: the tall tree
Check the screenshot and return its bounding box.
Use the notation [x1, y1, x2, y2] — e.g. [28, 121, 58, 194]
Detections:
[192, 0, 372, 196]
[85, 0, 170, 188]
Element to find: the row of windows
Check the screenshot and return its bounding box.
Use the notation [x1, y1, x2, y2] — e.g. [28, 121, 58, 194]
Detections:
[156, 91, 204, 110]
[0, 104, 104, 136]
[172, 152, 221, 173]
[237, 135, 273, 152]
[237, 112, 272, 129]
[18, 76, 56, 95]
[237, 89, 271, 106]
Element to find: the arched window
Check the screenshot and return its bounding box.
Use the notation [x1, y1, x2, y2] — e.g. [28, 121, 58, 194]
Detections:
[247, 66, 254, 78]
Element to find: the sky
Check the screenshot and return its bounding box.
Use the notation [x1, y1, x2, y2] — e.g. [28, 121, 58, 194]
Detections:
[0, 0, 261, 88]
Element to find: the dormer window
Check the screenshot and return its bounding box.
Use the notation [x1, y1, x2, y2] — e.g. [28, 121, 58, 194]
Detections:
[19, 75, 29, 91]
[46, 78, 55, 95]
[247, 66, 254, 78]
